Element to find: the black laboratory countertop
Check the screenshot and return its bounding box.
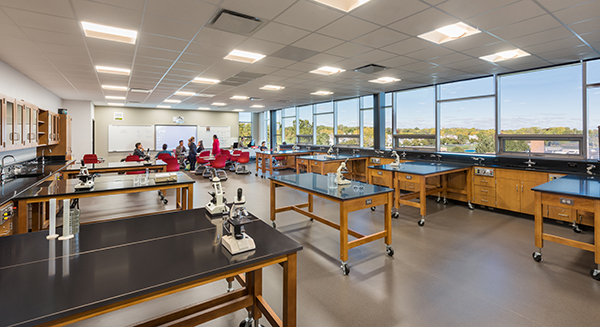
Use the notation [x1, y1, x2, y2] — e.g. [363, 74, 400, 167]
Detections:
[296, 154, 368, 161]
[531, 174, 600, 200]
[368, 161, 472, 175]
[0, 208, 303, 327]
[270, 172, 393, 200]
[0, 161, 71, 206]
[256, 150, 313, 155]
[64, 160, 167, 171]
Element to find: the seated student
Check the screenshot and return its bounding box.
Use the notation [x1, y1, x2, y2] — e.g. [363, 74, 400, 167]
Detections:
[155, 143, 171, 159]
[133, 142, 149, 160]
[198, 140, 205, 152]
[175, 140, 186, 165]
[259, 141, 268, 151]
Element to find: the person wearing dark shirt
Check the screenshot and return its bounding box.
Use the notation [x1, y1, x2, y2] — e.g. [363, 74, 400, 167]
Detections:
[259, 141, 268, 151]
[175, 140, 186, 166]
[133, 142, 149, 160]
[198, 140, 205, 153]
[154, 143, 171, 159]
[188, 137, 197, 170]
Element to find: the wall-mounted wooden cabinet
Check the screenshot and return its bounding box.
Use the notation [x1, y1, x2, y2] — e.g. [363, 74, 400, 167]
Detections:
[45, 114, 72, 160]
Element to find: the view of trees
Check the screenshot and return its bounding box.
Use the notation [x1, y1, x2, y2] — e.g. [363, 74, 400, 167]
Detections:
[238, 123, 251, 141]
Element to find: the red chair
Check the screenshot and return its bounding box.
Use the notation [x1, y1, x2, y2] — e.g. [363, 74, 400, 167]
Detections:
[83, 154, 101, 164]
[208, 154, 228, 181]
[195, 150, 212, 175]
[235, 152, 251, 175]
[274, 156, 286, 167]
[125, 155, 144, 174]
[157, 153, 173, 161]
[162, 157, 180, 172]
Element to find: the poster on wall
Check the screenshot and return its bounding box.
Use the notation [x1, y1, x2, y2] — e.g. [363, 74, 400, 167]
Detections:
[114, 112, 123, 121]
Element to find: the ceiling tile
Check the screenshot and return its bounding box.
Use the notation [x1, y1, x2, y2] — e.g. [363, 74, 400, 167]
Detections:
[20, 27, 84, 47]
[428, 52, 472, 65]
[292, 33, 345, 52]
[436, 0, 520, 20]
[136, 46, 181, 61]
[253, 22, 311, 45]
[302, 53, 345, 65]
[510, 26, 575, 48]
[489, 14, 563, 40]
[523, 36, 586, 53]
[236, 38, 287, 56]
[91, 0, 146, 12]
[352, 28, 410, 48]
[145, 0, 215, 26]
[466, 0, 547, 31]
[387, 8, 458, 36]
[134, 56, 173, 68]
[317, 15, 379, 40]
[139, 33, 189, 52]
[405, 46, 454, 60]
[0, 0, 74, 18]
[461, 41, 514, 57]
[72, 0, 142, 31]
[219, 0, 296, 20]
[325, 42, 373, 57]
[0, 23, 27, 39]
[352, 49, 397, 63]
[553, 1, 600, 25]
[254, 56, 297, 69]
[141, 15, 200, 40]
[581, 30, 600, 43]
[36, 42, 88, 56]
[536, 0, 596, 12]
[274, 1, 344, 31]
[381, 37, 433, 55]
[377, 55, 419, 68]
[184, 42, 230, 58]
[193, 27, 247, 49]
[3, 8, 79, 35]
[439, 32, 500, 52]
[350, 0, 429, 26]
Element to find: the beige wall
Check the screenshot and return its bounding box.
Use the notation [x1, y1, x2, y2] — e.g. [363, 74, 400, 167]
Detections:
[95, 106, 239, 161]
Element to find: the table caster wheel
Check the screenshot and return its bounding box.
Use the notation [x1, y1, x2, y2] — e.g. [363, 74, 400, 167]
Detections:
[532, 252, 542, 262]
[272, 221, 276, 228]
[591, 269, 600, 281]
[163, 199, 168, 205]
[573, 226, 582, 233]
[418, 219, 425, 226]
[386, 246, 394, 257]
[443, 198, 448, 205]
[370, 206, 376, 211]
[255, 173, 258, 176]
[310, 218, 314, 222]
[468, 202, 474, 210]
[392, 212, 399, 219]
[239, 318, 253, 327]
[435, 197, 441, 203]
[341, 263, 349, 276]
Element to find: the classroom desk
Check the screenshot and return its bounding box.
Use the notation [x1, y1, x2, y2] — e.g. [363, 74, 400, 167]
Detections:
[61, 160, 167, 179]
[531, 175, 600, 280]
[295, 154, 369, 182]
[12, 172, 194, 234]
[369, 162, 473, 226]
[0, 208, 302, 326]
[256, 150, 313, 178]
[269, 173, 394, 275]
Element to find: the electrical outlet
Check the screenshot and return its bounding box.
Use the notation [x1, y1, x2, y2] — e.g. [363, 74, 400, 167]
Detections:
[559, 197, 574, 206]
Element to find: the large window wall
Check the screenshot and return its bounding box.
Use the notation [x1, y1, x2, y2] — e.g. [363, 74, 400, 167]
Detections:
[238, 112, 251, 143]
[263, 58, 600, 159]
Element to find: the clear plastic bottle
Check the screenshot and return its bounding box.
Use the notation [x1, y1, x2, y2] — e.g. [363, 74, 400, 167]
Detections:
[145, 168, 149, 184]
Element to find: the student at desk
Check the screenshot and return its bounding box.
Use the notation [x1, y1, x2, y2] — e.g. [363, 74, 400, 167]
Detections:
[155, 143, 171, 159]
[212, 135, 220, 156]
[259, 141, 268, 151]
[175, 140, 186, 166]
[133, 142, 149, 160]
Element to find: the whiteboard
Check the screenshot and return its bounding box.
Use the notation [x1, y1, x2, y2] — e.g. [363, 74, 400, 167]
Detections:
[155, 125, 197, 150]
[108, 125, 154, 152]
[198, 126, 233, 149]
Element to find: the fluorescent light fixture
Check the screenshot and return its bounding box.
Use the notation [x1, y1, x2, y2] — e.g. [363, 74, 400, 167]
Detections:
[107, 103, 123, 106]
[193, 77, 220, 84]
[312, 0, 372, 12]
[157, 105, 171, 108]
[309, 66, 345, 76]
[233, 109, 245, 112]
[260, 85, 285, 91]
[197, 107, 211, 110]
[197, 93, 215, 97]
[230, 95, 249, 100]
[105, 95, 126, 100]
[224, 49, 266, 64]
[251, 105, 265, 108]
[480, 49, 530, 62]
[164, 99, 181, 104]
[418, 22, 480, 44]
[95, 65, 130, 75]
[81, 21, 137, 44]
[130, 88, 152, 93]
[369, 77, 400, 84]
[212, 102, 227, 106]
[174, 91, 196, 97]
[102, 85, 127, 91]
[311, 91, 333, 95]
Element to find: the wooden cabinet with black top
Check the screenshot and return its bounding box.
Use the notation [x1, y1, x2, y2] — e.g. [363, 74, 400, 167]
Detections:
[495, 169, 547, 215]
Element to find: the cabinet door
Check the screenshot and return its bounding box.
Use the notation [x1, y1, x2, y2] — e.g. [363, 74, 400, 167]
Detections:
[521, 181, 542, 215]
[5, 99, 15, 147]
[24, 105, 30, 146]
[496, 178, 520, 212]
[31, 108, 38, 145]
[48, 114, 54, 144]
[15, 102, 23, 147]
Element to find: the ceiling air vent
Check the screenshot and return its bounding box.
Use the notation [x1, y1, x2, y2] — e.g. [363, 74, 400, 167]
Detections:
[128, 101, 140, 104]
[210, 9, 263, 36]
[219, 72, 266, 87]
[354, 64, 387, 74]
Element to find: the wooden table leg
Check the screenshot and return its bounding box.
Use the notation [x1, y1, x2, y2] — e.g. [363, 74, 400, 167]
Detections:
[340, 203, 348, 263]
[187, 184, 194, 209]
[283, 252, 297, 327]
[594, 200, 600, 264]
[269, 155, 274, 176]
[256, 154, 260, 175]
[441, 175, 448, 200]
[308, 194, 313, 213]
[385, 192, 392, 245]
[176, 186, 181, 209]
[15, 200, 28, 234]
[419, 175, 427, 217]
[534, 191, 543, 249]
[466, 168, 473, 204]
[270, 181, 276, 225]
[252, 268, 263, 322]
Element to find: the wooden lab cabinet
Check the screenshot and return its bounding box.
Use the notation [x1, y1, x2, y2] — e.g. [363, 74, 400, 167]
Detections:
[369, 169, 393, 188]
[472, 169, 496, 206]
[495, 169, 547, 215]
[45, 114, 72, 159]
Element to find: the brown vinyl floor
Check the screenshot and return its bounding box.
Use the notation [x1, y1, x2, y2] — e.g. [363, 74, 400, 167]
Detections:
[71, 167, 600, 327]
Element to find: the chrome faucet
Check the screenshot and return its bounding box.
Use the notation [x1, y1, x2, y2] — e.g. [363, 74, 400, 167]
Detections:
[471, 157, 485, 166]
[401, 146, 407, 160]
[352, 148, 359, 155]
[336, 147, 339, 155]
[587, 164, 596, 175]
[41, 148, 52, 164]
[430, 153, 442, 162]
[1, 155, 16, 183]
[524, 149, 536, 167]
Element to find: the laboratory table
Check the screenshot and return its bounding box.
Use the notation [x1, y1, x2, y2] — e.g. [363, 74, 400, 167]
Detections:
[61, 160, 167, 179]
[295, 154, 369, 182]
[369, 162, 473, 226]
[0, 208, 302, 326]
[531, 175, 600, 280]
[255, 150, 313, 177]
[12, 172, 194, 234]
[269, 173, 394, 275]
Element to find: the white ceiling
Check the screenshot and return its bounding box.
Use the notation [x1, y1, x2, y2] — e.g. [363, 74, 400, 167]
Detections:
[0, 0, 598, 112]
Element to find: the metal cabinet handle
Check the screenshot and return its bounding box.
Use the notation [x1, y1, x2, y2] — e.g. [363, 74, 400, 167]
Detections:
[481, 178, 487, 183]
[516, 184, 518, 191]
[481, 199, 488, 202]
[481, 189, 488, 193]
[378, 171, 382, 175]
[521, 185, 524, 192]
[558, 213, 569, 217]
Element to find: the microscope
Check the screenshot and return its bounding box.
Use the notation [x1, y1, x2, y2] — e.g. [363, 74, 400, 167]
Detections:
[336, 159, 351, 185]
[221, 188, 255, 255]
[205, 168, 230, 215]
[325, 145, 336, 158]
[74, 159, 95, 190]
[389, 150, 401, 167]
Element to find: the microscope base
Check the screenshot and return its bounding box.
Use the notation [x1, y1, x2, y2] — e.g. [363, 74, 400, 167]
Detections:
[222, 233, 255, 255]
[74, 181, 94, 190]
[205, 203, 230, 215]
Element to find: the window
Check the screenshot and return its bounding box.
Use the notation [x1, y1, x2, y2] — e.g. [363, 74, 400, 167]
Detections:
[315, 102, 334, 145]
[498, 64, 583, 157]
[394, 87, 435, 150]
[297, 105, 313, 144]
[439, 98, 496, 153]
[238, 112, 251, 143]
[588, 59, 600, 85]
[384, 92, 393, 149]
[282, 107, 296, 144]
[588, 59, 600, 159]
[360, 95, 374, 148]
[439, 77, 494, 100]
[264, 111, 270, 148]
[335, 98, 359, 145]
[275, 110, 282, 145]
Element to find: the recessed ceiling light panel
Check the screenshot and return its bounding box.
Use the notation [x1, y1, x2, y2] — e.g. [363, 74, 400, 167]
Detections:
[105, 95, 126, 100]
[197, 93, 216, 97]
[260, 85, 285, 91]
[480, 49, 530, 62]
[174, 91, 196, 97]
[312, 0, 372, 12]
[224, 49, 266, 63]
[418, 22, 480, 44]
[233, 109, 244, 112]
[130, 88, 152, 93]
[96, 66, 131, 75]
[193, 77, 220, 84]
[197, 107, 211, 110]
[251, 104, 265, 108]
[81, 22, 137, 44]
[157, 105, 171, 108]
[230, 95, 249, 100]
[311, 91, 334, 95]
[164, 99, 181, 104]
[369, 77, 400, 84]
[107, 102, 123, 106]
[102, 85, 128, 91]
[212, 102, 227, 106]
[309, 66, 345, 76]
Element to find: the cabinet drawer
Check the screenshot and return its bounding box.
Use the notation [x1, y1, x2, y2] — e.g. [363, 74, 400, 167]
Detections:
[370, 169, 392, 179]
[473, 185, 495, 196]
[371, 176, 392, 187]
[398, 173, 419, 182]
[577, 211, 595, 226]
[399, 181, 420, 191]
[297, 159, 305, 164]
[473, 175, 495, 186]
[545, 205, 575, 222]
[472, 194, 495, 206]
